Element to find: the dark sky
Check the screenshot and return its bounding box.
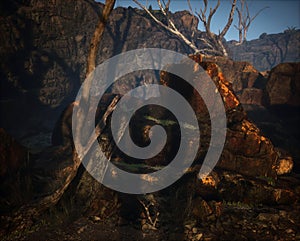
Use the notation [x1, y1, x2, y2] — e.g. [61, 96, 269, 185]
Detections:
[100, 0, 300, 41]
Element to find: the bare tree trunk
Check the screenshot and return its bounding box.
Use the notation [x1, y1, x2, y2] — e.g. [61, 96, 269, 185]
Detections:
[243, 27, 247, 42]
[234, 4, 243, 45]
[8, 0, 116, 231]
[78, 0, 116, 145]
[238, 29, 243, 44]
[62, 0, 116, 210]
[55, 0, 117, 207]
[235, 0, 268, 43]
[86, 0, 116, 76]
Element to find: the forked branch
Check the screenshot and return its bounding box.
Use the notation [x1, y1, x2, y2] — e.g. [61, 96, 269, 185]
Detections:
[133, 0, 200, 53]
[235, 0, 269, 43]
[189, 0, 237, 56]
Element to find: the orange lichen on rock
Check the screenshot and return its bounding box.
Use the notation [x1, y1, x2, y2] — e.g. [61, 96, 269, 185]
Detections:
[194, 59, 240, 111]
[159, 54, 280, 178]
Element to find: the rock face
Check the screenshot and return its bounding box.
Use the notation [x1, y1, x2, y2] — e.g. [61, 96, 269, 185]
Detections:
[266, 63, 300, 106]
[1, 0, 299, 143]
[0, 0, 200, 141]
[264, 63, 300, 172]
[228, 30, 300, 71]
[1, 2, 300, 240]
[160, 55, 278, 178]
[202, 56, 268, 107]
[193, 58, 300, 173]
[0, 0, 100, 139]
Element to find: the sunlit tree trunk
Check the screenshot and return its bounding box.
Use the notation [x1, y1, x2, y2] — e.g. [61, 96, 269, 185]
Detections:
[10, 0, 116, 229]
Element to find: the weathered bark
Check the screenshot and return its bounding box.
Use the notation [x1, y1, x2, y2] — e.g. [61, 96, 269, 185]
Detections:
[7, 0, 116, 232]
[56, 0, 116, 209]
[78, 0, 116, 145]
[86, 0, 116, 76]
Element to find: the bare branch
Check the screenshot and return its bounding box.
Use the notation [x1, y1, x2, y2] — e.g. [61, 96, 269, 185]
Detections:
[206, 0, 220, 33]
[236, 0, 268, 43]
[76, 0, 116, 156]
[162, 0, 170, 12]
[139, 199, 159, 229]
[247, 6, 269, 28]
[186, 0, 194, 15]
[196, 0, 235, 56]
[198, 37, 214, 49]
[219, 0, 237, 38]
[234, 7, 243, 45]
[133, 0, 199, 53]
[197, 0, 208, 24]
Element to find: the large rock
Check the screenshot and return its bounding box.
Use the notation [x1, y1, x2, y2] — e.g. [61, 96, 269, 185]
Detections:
[194, 59, 300, 174]
[266, 62, 300, 106]
[1, 0, 299, 145]
[228, 30, 300, 71]
[0, 0, 201, 142]
[201, 56, 268, 107]
[160, 54, 279, 178]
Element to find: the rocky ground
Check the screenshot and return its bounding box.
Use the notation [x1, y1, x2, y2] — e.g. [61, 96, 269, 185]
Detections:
[3, 181, 300, 241]
[1, 56, 300, 241]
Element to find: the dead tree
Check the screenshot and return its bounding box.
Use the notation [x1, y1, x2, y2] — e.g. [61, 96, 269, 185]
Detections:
[60, 0, 117, 208]
[188, 0, 237, 56]
[133, 0, 200, 53]
[234, 0, 268, 44]
[9, 0, 116, 229]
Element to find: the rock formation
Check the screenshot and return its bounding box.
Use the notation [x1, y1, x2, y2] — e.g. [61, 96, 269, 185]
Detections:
[1, 0, 299, 143]
[0, 1, 300, 240]
[228, 30, 300, 71]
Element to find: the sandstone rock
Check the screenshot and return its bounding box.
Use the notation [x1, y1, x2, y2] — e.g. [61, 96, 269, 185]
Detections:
[160, 54, 278, 178]
[1, 0, 298, 150]
[276, 156, 293, 175]
[266, 63, 300, 106]
[202, 56, 265, 92]
[228, 30, 300, 71]
[239, 88, 263, 106]
[200, 56, 269, 109]
[0, 0, 202, 140]
[1, 2, 300, 239]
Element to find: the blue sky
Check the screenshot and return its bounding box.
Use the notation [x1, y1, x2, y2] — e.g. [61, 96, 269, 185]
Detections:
[98, 0, 300, 41]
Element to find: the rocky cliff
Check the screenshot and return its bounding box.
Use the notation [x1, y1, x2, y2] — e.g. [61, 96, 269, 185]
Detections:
[1, 1, 300, 239]
[1, 0, 299, 141]
[0, 0, 199, 141]
[228, 30, 300, 71]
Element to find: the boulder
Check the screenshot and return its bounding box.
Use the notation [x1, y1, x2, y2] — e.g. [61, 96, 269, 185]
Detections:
[160, 54, 279, 178]
[201, 56, 268, 107]
[239, 88, 263, 106]
[266, 62, 300, 106]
